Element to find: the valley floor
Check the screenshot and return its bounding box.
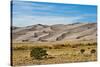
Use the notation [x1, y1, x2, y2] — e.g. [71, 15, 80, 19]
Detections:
[11, 41, 97, 66]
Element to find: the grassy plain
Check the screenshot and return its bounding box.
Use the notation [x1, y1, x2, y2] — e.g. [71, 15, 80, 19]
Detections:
[12, 41, 97, 66]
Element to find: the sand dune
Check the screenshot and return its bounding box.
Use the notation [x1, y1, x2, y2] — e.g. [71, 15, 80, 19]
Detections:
[12, 23, 97, 42]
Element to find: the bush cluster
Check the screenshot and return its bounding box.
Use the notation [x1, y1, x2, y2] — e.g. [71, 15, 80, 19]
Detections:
[30, 48, 48, 60]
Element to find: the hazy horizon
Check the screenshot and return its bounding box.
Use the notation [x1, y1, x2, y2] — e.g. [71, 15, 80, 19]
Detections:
[12, 1, 97, 27]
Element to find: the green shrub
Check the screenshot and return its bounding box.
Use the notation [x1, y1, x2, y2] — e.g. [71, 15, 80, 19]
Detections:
[80, 49, 85, 54]
[30, 48, 48, 60]
[87, 43, 91, 46]
[91, 49, 96, 54]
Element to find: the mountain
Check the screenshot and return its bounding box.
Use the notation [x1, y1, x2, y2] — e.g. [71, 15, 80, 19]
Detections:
[12, 26, 20, 30]
[12, 23, 97, 42]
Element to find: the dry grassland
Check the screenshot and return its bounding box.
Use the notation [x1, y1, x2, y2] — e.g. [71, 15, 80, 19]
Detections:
[12, 41, 97, 66]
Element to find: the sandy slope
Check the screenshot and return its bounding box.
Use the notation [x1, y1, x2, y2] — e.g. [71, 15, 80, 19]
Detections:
[12, 23, 97, 42]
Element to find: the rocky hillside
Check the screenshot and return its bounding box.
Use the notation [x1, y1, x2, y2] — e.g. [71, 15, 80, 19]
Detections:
[12, 23, 97, 42]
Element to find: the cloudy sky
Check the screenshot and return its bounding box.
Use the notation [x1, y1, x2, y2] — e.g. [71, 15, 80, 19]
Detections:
[12, 1, 97, 27]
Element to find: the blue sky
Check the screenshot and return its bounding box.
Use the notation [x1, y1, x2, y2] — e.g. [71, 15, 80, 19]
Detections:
[12, 1, 97, 27]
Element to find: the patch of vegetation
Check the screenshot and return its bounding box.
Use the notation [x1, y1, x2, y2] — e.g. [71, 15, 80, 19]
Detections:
[30, 48, 48, 60]
[92, 42, 97, 45]
[13, 46, 28, 50]
[86, 42, 97, 46]
[91, 49, 96, 54]
[53, 44, 65, 49]
[80, 49, 85, 54]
